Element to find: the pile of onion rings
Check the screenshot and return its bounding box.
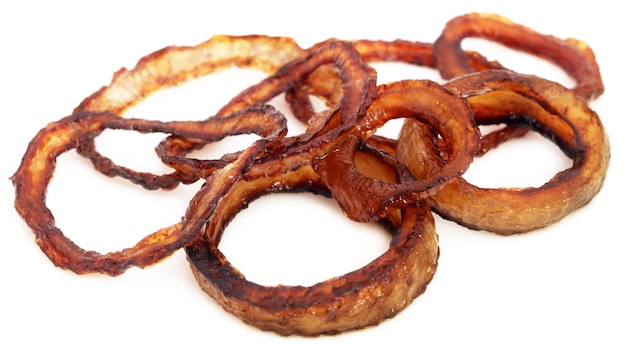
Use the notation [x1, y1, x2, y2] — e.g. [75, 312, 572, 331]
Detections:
[11, 13, 610, 336]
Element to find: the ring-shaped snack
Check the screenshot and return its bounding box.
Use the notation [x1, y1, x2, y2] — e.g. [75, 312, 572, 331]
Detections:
[185, 142, 438, 336]
[286, 38, 503, 123]
[11, 106, 287, 275]
[74, 35, 308, 189]
[397, 70, 610, 235]
[433, 12, 604, 100]
[314, 79, 480, 222]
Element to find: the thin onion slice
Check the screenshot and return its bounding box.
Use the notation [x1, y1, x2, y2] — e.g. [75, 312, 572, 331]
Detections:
[75, 35, 307, 189]
[433, 12, 604, 100]
[11, 106, 286, 275]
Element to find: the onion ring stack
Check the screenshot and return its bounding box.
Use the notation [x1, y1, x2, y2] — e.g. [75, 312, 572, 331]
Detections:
[12, 13, 610, 335]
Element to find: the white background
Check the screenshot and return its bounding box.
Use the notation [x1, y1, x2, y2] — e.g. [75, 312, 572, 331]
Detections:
[1, 1, 624, 357]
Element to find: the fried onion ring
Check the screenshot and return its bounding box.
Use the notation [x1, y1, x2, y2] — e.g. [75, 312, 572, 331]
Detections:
[397, 70, 610, 235]
[433, 12, 604, 100]
[11, 14, 611, 337]
[314, 79, 480, 222]
[185, 142, 438, 336]
[11, 106, 287, 275]
[75, 35, 307, 189]
[285, 38, 504, 124]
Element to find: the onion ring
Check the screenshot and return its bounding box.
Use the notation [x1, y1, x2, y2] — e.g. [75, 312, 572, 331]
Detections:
[185, 142, 438, 336]
[433, 12, 604, 100]
[11, 15, 611, 336]
[397, 70, 610, 235]
[74, 35, 307, 189]
[286, 38, 504, 124]
[11, 106, 287, 275]
[314, 79, 480, 222]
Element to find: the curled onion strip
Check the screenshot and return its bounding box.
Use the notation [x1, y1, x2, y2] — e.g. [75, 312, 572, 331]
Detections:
[433, 12, 604, 100]
[286, 38, 503, 124]
[315, 79, 480, 222]
[75, 35, 307, 189]
[12, 106, 287, 275]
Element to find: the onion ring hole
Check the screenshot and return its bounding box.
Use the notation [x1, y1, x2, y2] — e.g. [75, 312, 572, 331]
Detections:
[218, 192, 390, 287]
[46, 150, 199, 254]
[463, 124, 573, 188]
[119, 65, 312, 142]
[461, 38, 576, 90]
[120, 67, 269, 121]
[367, 62, 445, 140]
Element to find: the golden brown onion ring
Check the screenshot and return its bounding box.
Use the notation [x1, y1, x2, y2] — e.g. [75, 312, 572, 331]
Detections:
[433, 13, 604, 100]
[185, 142, 438, 336]
[11, 106, 287, 275]
[397, 70, 610, 235]
[314, 79, 480, 222]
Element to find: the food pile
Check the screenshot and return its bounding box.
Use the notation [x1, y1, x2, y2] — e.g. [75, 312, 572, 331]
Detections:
[12, 13, 609, 336]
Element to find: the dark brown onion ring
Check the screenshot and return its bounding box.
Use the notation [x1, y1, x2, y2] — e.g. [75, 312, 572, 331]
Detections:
[11, 106, 287, 275]
[148, 39, 378, 189]
[433, 12, 604, 100]
[284, 38, 527, 159]
[185, 142, 438, 336]
[314, 79, 480, 222]
[397, 70, 610, 235]
[353, 38, 535, 154]
[74, 35, 308, 189]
